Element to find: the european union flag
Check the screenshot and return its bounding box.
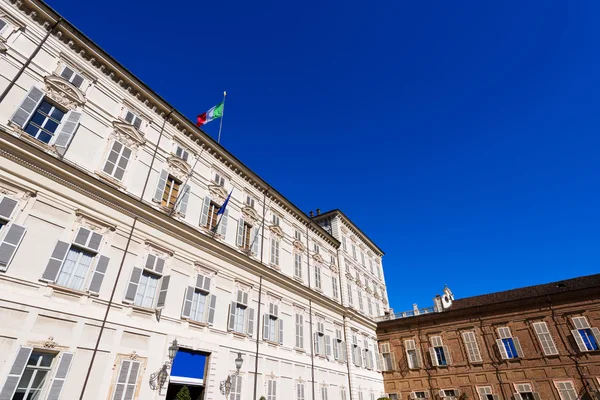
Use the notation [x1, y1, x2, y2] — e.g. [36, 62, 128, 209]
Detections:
[217, 190, 232, 215]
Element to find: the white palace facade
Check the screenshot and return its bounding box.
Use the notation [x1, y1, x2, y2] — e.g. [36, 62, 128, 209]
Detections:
[0, 1, 389, 399]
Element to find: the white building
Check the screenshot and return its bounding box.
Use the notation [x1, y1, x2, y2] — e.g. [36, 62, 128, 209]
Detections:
[0, 1, 389, 399]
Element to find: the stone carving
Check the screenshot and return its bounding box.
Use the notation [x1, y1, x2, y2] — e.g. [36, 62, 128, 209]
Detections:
[292, 240, 305, 253]
[241, 205, 259, 225]
[112, 121, 145, 148]
[167, 156, 191, 181]
[43, 336, 57, 349]
[208, 184, 228, 204]
[128, 351, 138, 360]
[44, 75, 85, 108]
[269, 224, 283, 239]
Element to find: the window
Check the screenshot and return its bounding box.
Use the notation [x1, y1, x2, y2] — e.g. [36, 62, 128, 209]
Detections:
[332, 276, 338, 299]
[295, 313, 304, 348]
[270, 238, 280, 266]
[462, 331, 483, 363]
[228, 290, 254, 335]
[429, 336, 451, 367]
[334, 328, 346, 361]
[10, 350, 57, 399]
[321, 386, 328, 400]
[24, 99, 66, 144]
[571, 316, 600, 352]
[361, 252, 365, 266]
[389, 394, 400, 400]
[314, 264, 322, 289]
[340, 389, 347, 400]
[263, 303, 283, 344]
[380, 342, 394, 371]
[272, 213, 280, 226]
[496, 327, 523, 359]
[347, 283, 353, 305]
[102, 141, 132, 181]
[174, 144, 189, 162]
[205, 201, 220, 231]
[352, 334, 361, 367]
[377, 265, 382, 280]
[182, 273, 217, 325]
[357, 291, 364, 311]
[112, 359, 141, 400]
[124, 253, 170, 310]
[161, 175, 182, 209]
[268, 380, 277, 400]
[363, 338, 373, 369]
[246, 195, 255, 208]
[532, 322, 559, 356]
[294, 229, 302, 241]
[214, 172, 225, 186]
[375, 302, 380, 316]
[124, 110, 142, 130]
[0, 19, 6, 33]
[294, 254, 302, 279]
[41, 227, 106, 292]
[439, 390, 459, 400]
[359, 392, 364, 400]
[314, 321, 329, 357]
[342, 236, 347, 251]
[514, 384, 539, 400]
[230, 375, 242, 400]
[370, 393, 375, 400]
[352, 244, 357, 260]
[367, 298, 373, 316]
[60, 66, 85, 88]
[0, 196, 26, 272]
[405, 339, 422, 369]
[297, 382, 305, 400]
[554, 381, 577, 400]
[369, 259, 374, 274]
[411, 392, 429, 399]
[477, 387, 496, 400]
[313, 243, 320, 254]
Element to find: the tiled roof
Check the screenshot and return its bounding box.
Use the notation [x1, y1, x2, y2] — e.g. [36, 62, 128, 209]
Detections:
[448, 273, 600, 311]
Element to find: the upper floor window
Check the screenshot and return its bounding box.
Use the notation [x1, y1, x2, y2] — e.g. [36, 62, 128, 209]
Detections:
[314, 264, 322, 290]
[294, 229, 302, 241]
[228, 290, 254, 336]
[429, 336, 451, 366]
[313, 321, 330, 357]
[153, 170, 190, 216]
[102, 141, 132, 181]
[60, 66, 84, 89]
[410, 392, 429, 400]
[351, 334, 361, 367]
[357, 290, 364, 312]
[124, 253, 170, 310]
[245, 195, 255, 208]
[124, 110, 142, 130]
[333, 328, 346, 361]
[514, 383, 540, 400]
[0, 195, 26, 272]
[404, 339, 422, 369]
[230, 375, 243, 400]
[111, 359, 142, 400]
[182, 273, 217, 325]
[295, 313, 304, 349]
[477, 387, 497, 400]
[496, 327, 523, 359]
[532, 322, 559, 356]
[439, 390, 459, 400]
[272, 213, 280, 226]
[161, 174, 182, 209]
[321, 387, 328, 400]
[351, 244, 357, 260]
[267, 380, 277, 400]
[380, 342, 394, 371]
[366, 298, 373, 316]
[331, 276, 338, 299]
[342, 236, 347, 251]
[554, 381, 577, 400]
[461, 331, 483, 363]
[270, 238, 280, 266]
[313, 243, 320, 254]
[571, 316, 599, 352]
[360, 252, 365, 266]
[362, 338, 373, 369]
[263, 302, 283, 344]
[0, 19, 7, 33]
[174, 144, 189, 162]
[214, 172, 225, 187]
[347, 282, 353, 306]
[294, 253, 302, 279]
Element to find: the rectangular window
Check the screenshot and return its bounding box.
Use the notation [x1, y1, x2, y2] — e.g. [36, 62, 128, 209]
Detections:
[321, 387, 328, 400]
[367, 298, 373, 316]
[124, 110, 142, 130]
[214, 172, 225, 187]
[102, 141, 131, 181]
[313, 243, 320, 253]
[263, 304, 283, 344]
[190, 289, 208, 323]
[270, 239, 280, 265]
[56, 247, 95, 290]
[357, 291, 364, 311]
[533, 322, 559, 356]
[347, 283, 353, 305]
[340, 389, 347, 400]
[294, 254, 302, 279]
[246, 195, 255, 208]
[411, 392, 428, 399]
[440, 390, 459, 400]
[352, 244, 357, 260]
[268, 380, 277, 400]
[13, 351, 57, 399]
[380, 342, 394, 371]
[496, 327, 523, 359]
[294, 229, 302, 241]
[314, 265, 322, 289]
[297, 382, 305, 400]
[554, 381, 577, 400]
[295, 313, 304, 349]
[571, 316, 600, 352]
[342, 236, 347, 251]
[233, 304, 246, 333]
[332, 276, 338, 298]
[161, 175, 181, 209]
[462, 331, 483, 363]
[405, 339, 421, 369]
[60, 66, 85, 88]
[230, 375, 242, 400]
[112, 360, 141, 400]
[477, 387, 495, 400]
[174, 145, 189, 162]
[135, 270, 159, 308]
[206, 201, 220, 231]
[361, 252, 365, 266]
[240, 222, 252, 250]
[515, 383, 538, 400]
[430, 336, 451, 366]
[272, 213, 280, 226]
[375, 302, 380, 316]
[24, 99, 66, 144]
[390, 394, 400, 400]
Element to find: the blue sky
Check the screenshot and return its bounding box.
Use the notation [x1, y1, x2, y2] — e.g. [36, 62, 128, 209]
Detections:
[47, 0, 600, 312]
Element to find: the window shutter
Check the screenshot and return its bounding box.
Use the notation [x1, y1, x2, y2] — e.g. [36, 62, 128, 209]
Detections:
[0, 346, 33, 399]
[87, 231, 103, 252]
[54, 110, 82, 154]
[203, 276, 211, 292]
[429, 347, 439, 366]
[443, 345, 452, 365]
[532, 394, 541, 400]
[236, 217, 245, 247]
[153, 170, 169, 203]
[0, 196, 18, 220]
[496, 339, 509, 359]
[512, 337, 524, 357]
[247, 308, 255, 337]
[219, 208, 229, 236]
[0, 224, 26, 271]
[178, 185, 191, 217]
[572, 317, 590, 330]
[145, 254, 156, 271]
[263, 314, 270, 340]
[314, 333, 320, 355]
[207, 294, 217, 324]
[182, 286, 194, 318]
[228, 301, 237, 331]
[88, 255, 110, 294]
[333, 339, 340, 360]
[342, 341, 347, 362]
[47, 352, 74, 400]
[41, 240, 70, 282]
[278, 318, 284, 345]
[571, 329, 588, 352]
[124, 267, 142, 303]
[325, 335, 332, 356]
[497, 327, 511, 339]
[591, 327, 600, 346]
[10, 86, 44, 127]
[251, 226, 260, 255]
[156, 275, 170, 309]
[155, 257, 165, 274]
[513, 394, 522, 400]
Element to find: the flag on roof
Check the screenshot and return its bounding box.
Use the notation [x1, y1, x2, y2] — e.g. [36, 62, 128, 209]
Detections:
[196, 102, 224, 126]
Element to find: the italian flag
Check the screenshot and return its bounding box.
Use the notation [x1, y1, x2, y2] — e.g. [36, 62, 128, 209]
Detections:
[196, 102, 224, 126]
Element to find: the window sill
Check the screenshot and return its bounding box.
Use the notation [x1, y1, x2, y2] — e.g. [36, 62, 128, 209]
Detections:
[95, 170, 127, 190]
[129, 304, 156, 315]
[47, 283, 89, 298]
[231, 331, 249, 338]
[11, 124, 59, 154]
[294, 347, 306, 353]
[264, 340, 280, 346]
[269, 263, 281, 271]
[186, 319, 208, 328]
[293, 275, 303, 282]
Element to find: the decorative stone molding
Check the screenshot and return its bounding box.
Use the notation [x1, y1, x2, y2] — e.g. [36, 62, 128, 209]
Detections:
[345, 272, 353, 281]
[145, 240, 174, 258]
[112, 121, 145, 148]
[194, 262, 217, 277]
[208, 184, 228, 204]
[241, 205, 259, 225]
[43, 336, 57, 349]
[128, 351, 138, 360]
[44, 74, 85, 108]
[269, 224, 283, 239]
[312, 252, 324, 265]
[166, 156, 191, 181]
[0, 40, 7, 54]
[75, 209, 116, 233]
[292, 239, 305, 253]
[331, 264, 339, 274]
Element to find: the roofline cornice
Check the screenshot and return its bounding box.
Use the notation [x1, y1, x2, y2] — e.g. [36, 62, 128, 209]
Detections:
[314, 209, 384, 255]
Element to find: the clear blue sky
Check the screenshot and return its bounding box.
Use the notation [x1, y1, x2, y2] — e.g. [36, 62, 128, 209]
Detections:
[47, 0, 600, 312]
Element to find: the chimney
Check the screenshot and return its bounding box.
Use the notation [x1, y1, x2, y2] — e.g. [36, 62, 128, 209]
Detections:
[316, 208, 321, 215]
[309, 211, 314, 217]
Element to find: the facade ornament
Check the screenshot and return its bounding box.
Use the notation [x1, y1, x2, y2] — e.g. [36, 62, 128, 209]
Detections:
[208, 184, 228, 204]
[241, 205, 259, 225]
[312, 253, 324, 264]
[292, 240, 305, 253]
[43, 336, 57, 349]
[44, 75, 86, 109]
[128, 351, 138, 361]
[112, 121, 145, 148]
[166, 156, 191, 181]
[0, 40, 7, 54]
[269, 224, 283, 239]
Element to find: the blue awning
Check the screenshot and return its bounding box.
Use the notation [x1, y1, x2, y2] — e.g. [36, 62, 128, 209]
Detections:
[170, 349, 207, 386]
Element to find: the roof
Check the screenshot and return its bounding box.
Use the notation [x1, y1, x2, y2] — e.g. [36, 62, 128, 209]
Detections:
[448, 273, 600, 311]
[312, 209, 385, 255]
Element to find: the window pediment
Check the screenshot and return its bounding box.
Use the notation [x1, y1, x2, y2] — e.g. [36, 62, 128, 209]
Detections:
[293, 239, 305, 252]
[269, 224, 283, 238]
[208, 184, 228, 204]
[112, 121, 145, 147]
[44, 74, 85, 109]
[312, 253, 324, 264]
[167, 156, 191, 180]
[242, 205, 259, 225]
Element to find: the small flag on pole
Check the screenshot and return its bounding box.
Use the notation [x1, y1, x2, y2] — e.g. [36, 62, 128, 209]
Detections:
[197, 102, 224, 126]
[217, 190, 232, 215]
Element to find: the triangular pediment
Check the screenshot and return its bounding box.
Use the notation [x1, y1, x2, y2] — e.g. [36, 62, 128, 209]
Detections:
[167, 156, 192, 178]
[293, 240, 305, 252]
[44, 75, 86, 108]
[242, 206, 259, 225]
[269, 224, 283, 238]
[208, 185, 228, 204]
[113, 121, 146, 145]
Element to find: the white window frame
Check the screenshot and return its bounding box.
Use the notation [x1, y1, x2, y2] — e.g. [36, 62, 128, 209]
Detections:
[59, 65, 85, 88]
[570, 316, 600, 352]
[102, 140, 132, 181]
[462, 331, 483, 363]
[270, 238, 280, 266]
[405, 339, 422, 369]
[496, 327, 523, 359]
[554, 381, 577, 400]
[294, 253, 302, 279]
[532, 321, 559, 356]
[124, 109, 143, 130]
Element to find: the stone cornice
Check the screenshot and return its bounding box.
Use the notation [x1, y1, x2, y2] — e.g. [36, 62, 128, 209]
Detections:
[10, 0, 339, 249]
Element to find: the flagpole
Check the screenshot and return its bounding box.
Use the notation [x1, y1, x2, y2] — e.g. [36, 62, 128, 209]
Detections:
[217, 90, 226, 144]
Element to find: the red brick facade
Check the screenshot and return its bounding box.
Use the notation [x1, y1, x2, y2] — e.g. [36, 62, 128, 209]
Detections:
[377, 275, 600, 400]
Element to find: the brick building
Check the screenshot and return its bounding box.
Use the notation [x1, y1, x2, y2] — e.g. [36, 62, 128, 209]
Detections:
[376, 274, 600, 400]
